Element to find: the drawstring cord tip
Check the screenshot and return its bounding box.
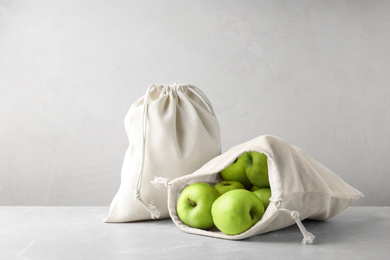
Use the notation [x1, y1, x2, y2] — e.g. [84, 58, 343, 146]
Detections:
[134, 192, 161, 220]
[276, 201, 316, 245]
[151, 177, 170, 189]
[302, 233, 315, 245]
[290, 210, 315, 245]
[147, 201, 161, 219]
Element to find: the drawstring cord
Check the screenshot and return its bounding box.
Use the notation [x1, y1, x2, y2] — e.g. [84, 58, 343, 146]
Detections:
[275, 201, 315, 244]
[134, 84, 161, 219]
[185, 84, 216, 117]
[135, 84, 215, 219]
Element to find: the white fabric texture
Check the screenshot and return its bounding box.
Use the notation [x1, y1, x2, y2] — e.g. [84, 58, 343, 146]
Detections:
[105, 84, 221, 222]
[167, 135, 363, 243]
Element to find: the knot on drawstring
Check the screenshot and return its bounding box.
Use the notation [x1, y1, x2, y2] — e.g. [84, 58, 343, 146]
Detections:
[275, 202, 315, 245]
[290, 210, 300, 220]
[301, 230, 315, 245]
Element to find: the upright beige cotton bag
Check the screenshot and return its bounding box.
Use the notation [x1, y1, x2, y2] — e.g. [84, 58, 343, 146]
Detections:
[166, 135, 363, 243]
[105, 84, 221, 222]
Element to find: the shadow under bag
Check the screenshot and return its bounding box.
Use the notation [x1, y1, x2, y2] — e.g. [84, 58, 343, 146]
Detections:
[105, 84, 221, 222]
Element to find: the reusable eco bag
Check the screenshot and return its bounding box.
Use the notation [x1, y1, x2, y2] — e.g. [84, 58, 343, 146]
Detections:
[165, 135, 363, 243]
[104, 84, 221, 222]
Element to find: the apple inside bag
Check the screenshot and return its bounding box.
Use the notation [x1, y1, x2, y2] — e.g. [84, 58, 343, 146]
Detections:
[167, 135, 363, 244]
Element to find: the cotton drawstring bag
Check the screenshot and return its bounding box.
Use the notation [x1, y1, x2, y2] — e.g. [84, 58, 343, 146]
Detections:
[163, 135, 363, 244]
[104, 84, 221, 222]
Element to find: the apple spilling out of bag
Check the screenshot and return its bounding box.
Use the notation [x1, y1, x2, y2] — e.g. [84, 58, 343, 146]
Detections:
[177, 151, 271, 235]
[105, 84, 363, 244]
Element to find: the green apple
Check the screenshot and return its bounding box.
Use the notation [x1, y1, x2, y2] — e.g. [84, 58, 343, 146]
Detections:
[211, 189, 265, 235]
[245, 151, 270, 188]
[214, 180, 245, 195]
[220, 153, 252, 189]
[253, 188, 271, 209]
[176, 182, 220, 230]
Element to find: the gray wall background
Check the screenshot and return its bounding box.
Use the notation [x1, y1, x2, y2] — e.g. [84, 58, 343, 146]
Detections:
[1, 0, 389, 206]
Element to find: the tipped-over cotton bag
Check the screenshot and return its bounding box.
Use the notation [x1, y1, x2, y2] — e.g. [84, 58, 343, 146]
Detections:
[104, 84, 221, 222]
[165, 135, 363, 244]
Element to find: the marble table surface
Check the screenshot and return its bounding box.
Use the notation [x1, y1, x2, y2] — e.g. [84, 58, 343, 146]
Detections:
[0, 206, 389, 260]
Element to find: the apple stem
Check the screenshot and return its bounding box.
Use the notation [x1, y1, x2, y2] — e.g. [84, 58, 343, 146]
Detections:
[187, 198, 197, 207]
